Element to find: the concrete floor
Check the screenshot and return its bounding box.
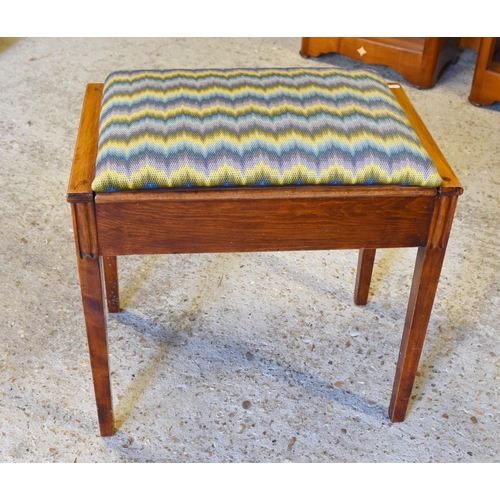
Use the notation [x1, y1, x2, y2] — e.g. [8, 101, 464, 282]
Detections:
[1, 37, 499, 463]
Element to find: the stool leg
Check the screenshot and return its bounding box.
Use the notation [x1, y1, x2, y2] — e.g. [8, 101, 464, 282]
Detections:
[103, 256, 120, 313]
[78, 255, 115, 436]
[354, 248, 376, 305]
[72, 203, 114, 436]
[389, 195, 458, 422]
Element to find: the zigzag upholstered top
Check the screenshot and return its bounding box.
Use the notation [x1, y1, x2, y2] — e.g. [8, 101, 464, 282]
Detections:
[92, 68, 442, 192]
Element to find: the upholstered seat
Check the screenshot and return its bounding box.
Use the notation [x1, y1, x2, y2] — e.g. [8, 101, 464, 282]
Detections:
[92, 68, 442, 193]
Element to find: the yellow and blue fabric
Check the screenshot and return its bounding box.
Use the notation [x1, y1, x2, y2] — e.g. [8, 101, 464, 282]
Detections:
[92, 68, 442, 192]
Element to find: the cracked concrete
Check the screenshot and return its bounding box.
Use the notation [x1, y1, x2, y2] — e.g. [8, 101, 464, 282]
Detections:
[1, 37, 500, 462]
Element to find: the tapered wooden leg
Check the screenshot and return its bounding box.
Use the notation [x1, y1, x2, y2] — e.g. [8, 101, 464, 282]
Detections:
[389, 195, 458, 422]
[103, 256, 120, 313]
[77, 255, 114, 436]
[354, 248, 376, 305]
[72, 203, 114, 436]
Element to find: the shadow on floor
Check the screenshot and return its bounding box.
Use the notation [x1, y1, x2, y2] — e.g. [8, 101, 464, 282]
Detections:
[111, 310, 391, 431]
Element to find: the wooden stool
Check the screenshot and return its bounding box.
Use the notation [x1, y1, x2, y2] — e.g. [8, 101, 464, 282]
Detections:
[67, 68, 462, 436]
[301, 38, 460, 89]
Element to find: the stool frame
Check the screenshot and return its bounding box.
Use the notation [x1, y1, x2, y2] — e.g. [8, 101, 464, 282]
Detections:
[67, 82, 462, 436]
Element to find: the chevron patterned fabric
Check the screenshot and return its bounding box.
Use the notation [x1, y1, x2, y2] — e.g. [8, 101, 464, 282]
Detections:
[92, 68, 442, 192]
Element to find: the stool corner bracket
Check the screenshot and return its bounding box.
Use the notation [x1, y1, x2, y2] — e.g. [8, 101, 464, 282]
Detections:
[67, 190, 95, 204]
[437, 183, 464, 197]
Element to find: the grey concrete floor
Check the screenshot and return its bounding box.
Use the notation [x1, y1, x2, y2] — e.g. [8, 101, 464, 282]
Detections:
[1, 37, 499, 463]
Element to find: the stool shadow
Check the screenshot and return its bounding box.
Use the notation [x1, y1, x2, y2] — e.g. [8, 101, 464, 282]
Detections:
[118, 255, 161, 309]
[113, 346, 167, 431]
[364, 248, 412, 299]
[110, 310, 179, 431]
[255, 248, 411, 309]
[111, 310, 390, 430]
